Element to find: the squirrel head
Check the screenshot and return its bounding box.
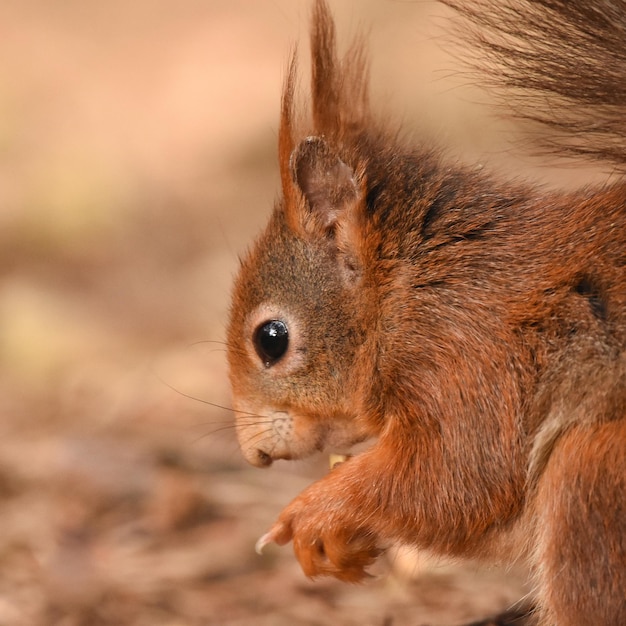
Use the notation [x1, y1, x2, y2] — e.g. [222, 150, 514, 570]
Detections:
[227, 135, 378, 467]
[227, 1, 379, 467]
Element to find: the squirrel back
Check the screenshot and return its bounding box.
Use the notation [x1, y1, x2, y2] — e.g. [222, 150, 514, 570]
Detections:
[227, 2, 626, 624]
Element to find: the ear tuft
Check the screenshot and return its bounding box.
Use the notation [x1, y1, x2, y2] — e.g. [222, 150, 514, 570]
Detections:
[291, 136, 359, 231]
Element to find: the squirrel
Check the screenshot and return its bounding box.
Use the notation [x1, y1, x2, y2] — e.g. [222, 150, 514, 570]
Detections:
[226, 1, 626, 625]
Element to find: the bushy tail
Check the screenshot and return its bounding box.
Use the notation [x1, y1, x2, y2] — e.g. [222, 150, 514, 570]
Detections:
[445, 0, 626, 169]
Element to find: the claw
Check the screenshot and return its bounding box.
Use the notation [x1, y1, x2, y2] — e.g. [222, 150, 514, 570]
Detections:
[255, 531, 274, 555]
[255, 521, 292, 554]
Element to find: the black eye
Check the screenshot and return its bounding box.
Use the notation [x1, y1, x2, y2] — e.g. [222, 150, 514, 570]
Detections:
[253, 320, 289, 367]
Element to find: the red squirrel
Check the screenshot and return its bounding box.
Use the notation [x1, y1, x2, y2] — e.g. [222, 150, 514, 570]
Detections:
[227, 1, 626, 624]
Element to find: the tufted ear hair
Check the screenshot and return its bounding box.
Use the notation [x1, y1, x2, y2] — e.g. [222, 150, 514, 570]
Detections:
[290, 136, 360, 235]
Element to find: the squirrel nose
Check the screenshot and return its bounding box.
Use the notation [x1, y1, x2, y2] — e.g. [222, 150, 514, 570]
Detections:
[254, 449, 273, 467]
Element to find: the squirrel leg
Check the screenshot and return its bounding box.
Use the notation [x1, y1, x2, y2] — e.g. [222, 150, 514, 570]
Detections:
[534, 419, 626, 626]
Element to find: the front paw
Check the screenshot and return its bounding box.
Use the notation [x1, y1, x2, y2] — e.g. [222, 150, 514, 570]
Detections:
[257, 484, 383, 582]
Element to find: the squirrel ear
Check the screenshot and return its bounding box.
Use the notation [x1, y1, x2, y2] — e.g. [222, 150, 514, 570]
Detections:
[290, 136, 359, 232]
[289, 136, 364, 284]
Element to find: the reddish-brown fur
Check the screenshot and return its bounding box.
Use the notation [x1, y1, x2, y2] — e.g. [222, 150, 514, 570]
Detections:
[227, 1, 626, 624]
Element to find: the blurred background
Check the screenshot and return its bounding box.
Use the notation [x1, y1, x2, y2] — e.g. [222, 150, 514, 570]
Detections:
[0, 1, 604, 624]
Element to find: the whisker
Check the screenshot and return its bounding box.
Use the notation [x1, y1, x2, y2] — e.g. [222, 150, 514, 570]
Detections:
[181, 337, 249, 361]
[190, 425, 239, 445]
[234, 415, 274, 424]
[239, 425, 275, 449]
[151, 370, 266, 418]
[186, 340, 230, 355]
[188, 339, 229, 347]
[189, 416, 274, 448]
[185, 419, 237, 430]
[200, 338, 249, 359]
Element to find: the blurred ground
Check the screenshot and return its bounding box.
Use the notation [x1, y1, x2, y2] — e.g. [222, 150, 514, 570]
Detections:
[0, 1, 607, 625]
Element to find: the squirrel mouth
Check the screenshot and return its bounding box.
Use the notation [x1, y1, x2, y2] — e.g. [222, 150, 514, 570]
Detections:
[254, 449, 275, 467]
[246, 418, 370, 468]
